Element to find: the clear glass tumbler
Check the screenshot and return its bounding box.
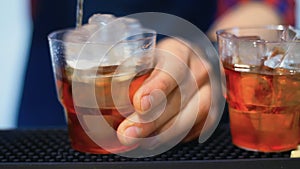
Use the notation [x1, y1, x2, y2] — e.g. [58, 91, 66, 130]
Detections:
[48, 28, 156, 154]
[217, 25, 300, 152]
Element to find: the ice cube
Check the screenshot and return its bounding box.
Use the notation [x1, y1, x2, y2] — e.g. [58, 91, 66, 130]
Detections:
[123, 17, 141, 28]
[64, 14, 153, 73]
[64, 24, 98, 43]
[237, 36, 265, 66]
[264, 54, 284, 69]
[88, 14, 116, 26]
[87, 16, 140, 43]
[263, 45, 289, 70]
[88, 16, 145, 64]
[280, 25, 297, 41]
[218, 32, 239, 64]
[277, 42, 300, 71]
[63, 23, 110, 69]
[66, 59, 102, 70]
[87, 16, 126, 43]
[64, 14, 148, 71]
[278, 56, 297, 70]
[263, 44, 300, 71]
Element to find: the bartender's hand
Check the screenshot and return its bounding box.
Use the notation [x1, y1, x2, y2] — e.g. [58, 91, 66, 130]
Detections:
[117, 38, 213, 148]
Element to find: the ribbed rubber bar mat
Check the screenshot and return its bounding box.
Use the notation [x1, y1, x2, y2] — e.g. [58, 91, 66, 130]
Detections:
[0, 125, 299, 169]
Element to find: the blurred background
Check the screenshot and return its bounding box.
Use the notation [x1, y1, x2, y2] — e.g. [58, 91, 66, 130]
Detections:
[0, 0, 297, 129]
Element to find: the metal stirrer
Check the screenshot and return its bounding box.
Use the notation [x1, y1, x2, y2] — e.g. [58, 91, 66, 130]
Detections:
[76, 0, 84, 28]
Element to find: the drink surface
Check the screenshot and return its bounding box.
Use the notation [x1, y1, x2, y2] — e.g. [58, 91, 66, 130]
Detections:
[56, 65, 151, 154]
[224, 63, 300, 152]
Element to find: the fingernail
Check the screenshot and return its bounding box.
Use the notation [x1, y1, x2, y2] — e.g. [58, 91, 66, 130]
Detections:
[141, 95, 152, 112]
[124, 126, 142, 145]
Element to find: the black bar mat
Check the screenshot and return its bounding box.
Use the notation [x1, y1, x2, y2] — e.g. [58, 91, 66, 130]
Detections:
[0, 125, 299, 169]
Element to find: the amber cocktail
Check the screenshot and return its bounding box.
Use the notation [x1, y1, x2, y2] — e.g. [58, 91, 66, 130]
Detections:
[217, 26, 300, 152]
[48, 14, 156, 154]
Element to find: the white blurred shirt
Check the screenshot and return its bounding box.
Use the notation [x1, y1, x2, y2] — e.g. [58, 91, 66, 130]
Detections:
[0, 0, 32, 129]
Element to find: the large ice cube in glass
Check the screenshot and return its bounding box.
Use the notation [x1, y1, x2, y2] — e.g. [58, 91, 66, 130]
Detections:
[63, 14, 154, 70]
[237, 36, 265, 66]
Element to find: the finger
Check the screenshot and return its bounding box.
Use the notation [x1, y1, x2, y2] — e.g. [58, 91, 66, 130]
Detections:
[118, 76, 202, 145]
[133, 67, 178, 113]
[133, 39, 191, 113]
[118, 58, 201, 146]
[182, 83, 218, 143]
[188, 46, 211, 87]
[181, 118, 207, 143]
[140, 83, 211, 149]
[118, 49, 205, 146]
[117, 86, 181, 146]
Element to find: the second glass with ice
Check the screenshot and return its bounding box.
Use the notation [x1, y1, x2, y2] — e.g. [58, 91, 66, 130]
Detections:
[217, 25, 300, 152]
[48, 14, 156, 154]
